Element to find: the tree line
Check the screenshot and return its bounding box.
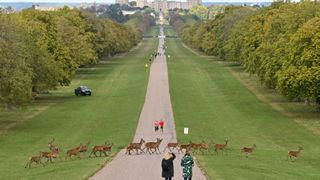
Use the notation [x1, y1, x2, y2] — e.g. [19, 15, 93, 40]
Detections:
[172, 2, 320, 106]
[0, 8, 155, 107]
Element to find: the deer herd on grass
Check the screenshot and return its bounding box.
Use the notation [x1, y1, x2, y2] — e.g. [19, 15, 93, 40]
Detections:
[26, 137, 303, 168]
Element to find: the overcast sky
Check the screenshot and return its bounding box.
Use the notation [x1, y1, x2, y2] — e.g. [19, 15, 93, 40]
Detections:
[1, 0, 274, 3]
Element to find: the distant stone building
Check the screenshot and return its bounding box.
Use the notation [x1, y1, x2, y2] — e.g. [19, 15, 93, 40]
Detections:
[116, 0, 129, 5]
[136, 0, 202, 11]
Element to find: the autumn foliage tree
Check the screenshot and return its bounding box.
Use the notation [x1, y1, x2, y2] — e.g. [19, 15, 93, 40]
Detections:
[0, 8, 154, 107]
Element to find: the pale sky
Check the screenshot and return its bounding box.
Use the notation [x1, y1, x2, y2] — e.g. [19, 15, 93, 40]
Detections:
[1, 0, 274, 3]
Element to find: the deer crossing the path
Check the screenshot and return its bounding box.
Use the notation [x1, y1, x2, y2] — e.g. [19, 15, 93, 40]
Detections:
[126, 138, 146, 155]
[163, 142, 180, 152]
[287, 146, 303, 161]
[90, 142, 113, 157]
[144, 138, 163, 154]
[25, 153, 45, 168]
[214, 138, 229, 155]
[66, 145, 82, 160]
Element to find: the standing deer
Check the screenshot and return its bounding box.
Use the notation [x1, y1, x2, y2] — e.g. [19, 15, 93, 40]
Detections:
[25, 153, 45, 168]
[126, 138, 145, 155]
[90, 142, 113, 157]
[241, 144, 256, 157]
[144, 138, 163, 154]
[287, 146, 303, 161]
[214, 138, 229, 155]
[163, 142, 180, 152]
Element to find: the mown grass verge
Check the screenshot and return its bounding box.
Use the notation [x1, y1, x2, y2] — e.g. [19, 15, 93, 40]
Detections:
[165, 25, 320, 180]
[0, 27, 159, 180]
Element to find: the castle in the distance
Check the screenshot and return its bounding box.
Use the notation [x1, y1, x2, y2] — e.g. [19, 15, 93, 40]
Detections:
[116, 0, 202, 11]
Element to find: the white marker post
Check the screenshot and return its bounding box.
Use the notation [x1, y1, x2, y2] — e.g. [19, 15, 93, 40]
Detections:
[184, 127, 189, 135]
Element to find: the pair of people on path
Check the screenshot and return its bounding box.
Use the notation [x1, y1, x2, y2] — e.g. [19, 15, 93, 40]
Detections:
[154, 119, 164, 133]
[161, 151, 194, 180]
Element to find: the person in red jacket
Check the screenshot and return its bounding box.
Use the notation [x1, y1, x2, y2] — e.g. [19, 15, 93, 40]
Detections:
[159, 119, 164, 133]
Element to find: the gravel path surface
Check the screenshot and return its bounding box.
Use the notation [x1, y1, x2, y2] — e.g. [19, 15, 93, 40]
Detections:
[90, 23, 207, 180]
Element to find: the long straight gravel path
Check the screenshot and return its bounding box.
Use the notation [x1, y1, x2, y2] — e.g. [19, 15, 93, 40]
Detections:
[90, 16, 207, 180]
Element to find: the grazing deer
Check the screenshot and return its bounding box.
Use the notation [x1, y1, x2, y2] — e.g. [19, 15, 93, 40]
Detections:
[126, 138, 145, 155]
[241, 144, 256, 157]
[178, 143, 192, 153]
[25, 153, 45, 168]
[163, 142, 180, 152]
[214, 138, 229, 155]
[66, 145, 81, 160]
[48, 138, 60, 152]
[144, 138, 163, 154]
[90, 142, 113, 157]
[287, 146, 303, 161]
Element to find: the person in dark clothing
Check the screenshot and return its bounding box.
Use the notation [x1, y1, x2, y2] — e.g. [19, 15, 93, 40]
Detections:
[317, 95, 320, 112]
[162, 152, 176, 180]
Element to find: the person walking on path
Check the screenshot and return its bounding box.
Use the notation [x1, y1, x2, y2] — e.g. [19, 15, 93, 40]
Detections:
[159, 119, 164, 133]
[181, 152, 194, 180]
[154, 120, 159, 132]
[162, 152, 176, 180]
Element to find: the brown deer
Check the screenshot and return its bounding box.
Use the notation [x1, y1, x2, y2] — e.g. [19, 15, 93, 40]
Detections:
[144, 138, 163, 154]
[90, 142, 113, 157]
[189, 141, 203, 154]
[66, 145, 81, 160]
[48, 138, 60, 152]
[126, 138, 145, 155]
[25, 153, 45, 168]
[214, 138, 229, 155]
[41, 148, 61, 163]
[241, 144, 256, 157]
[287, 146, 303, 161]
[178, 143, 192, 153]
[163, 142, 180, 152]
[79, 141, 90, 156]
[199, 140, 213, 154]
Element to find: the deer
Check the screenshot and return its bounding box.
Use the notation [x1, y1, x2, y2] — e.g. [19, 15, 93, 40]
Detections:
[126, 138, 145, 155]
[48, 138, 60, 152]
[199, 140, 213, 154]
[189, 141, 203, 154]
[25, 153, 45, 168]
[79, 141, 90, 156]
[178, 143, 192, 154]
[287, 146, 303, 161]
[41, 148, 61, 163]
[144, 138, 163, 154]
[214, 138, 229, 155]
[240, 144, 256, 157]
[66, 145, 81, 160]
[163, 142, 180, 152]
[90, 142, 113, 157]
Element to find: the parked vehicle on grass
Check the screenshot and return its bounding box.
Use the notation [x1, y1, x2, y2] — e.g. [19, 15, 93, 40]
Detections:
[74, 86, 92, 96]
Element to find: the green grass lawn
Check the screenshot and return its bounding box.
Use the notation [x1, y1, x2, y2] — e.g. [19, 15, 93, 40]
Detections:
[165, 25, 320, 180]
[0, 27, 159, 180]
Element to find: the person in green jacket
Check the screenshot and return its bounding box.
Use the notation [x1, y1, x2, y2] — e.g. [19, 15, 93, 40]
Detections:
[181, 151, 194, 180]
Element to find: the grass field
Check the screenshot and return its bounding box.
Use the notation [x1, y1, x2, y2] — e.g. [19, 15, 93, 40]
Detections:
[164, 25, 320, 179]
[0, 27, 159, 180]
